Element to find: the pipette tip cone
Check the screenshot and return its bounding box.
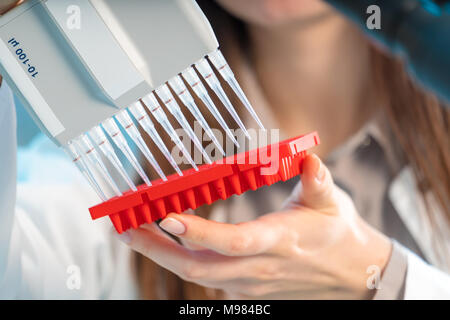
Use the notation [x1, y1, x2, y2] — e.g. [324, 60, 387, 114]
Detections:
[213, 85, 251, 139]
[226, 77, 266, 131]
[142, 124, 183, 177]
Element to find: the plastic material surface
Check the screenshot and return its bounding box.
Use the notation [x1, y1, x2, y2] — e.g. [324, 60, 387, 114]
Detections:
[89, 132, 320, 233]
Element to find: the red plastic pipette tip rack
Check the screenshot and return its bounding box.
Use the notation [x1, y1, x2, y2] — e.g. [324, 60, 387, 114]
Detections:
[89, 132, 320, 233]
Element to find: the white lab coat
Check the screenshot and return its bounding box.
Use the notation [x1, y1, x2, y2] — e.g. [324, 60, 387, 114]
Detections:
[0, 82, 449, 299]
[0, 82, 136, 299]
[389, 168, 450, 299]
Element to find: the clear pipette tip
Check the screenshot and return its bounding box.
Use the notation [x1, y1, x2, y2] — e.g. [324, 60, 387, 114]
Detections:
[181, 68, 240, 148]
[115, 110, 167, 181]
[88, 126, 138, 191]
[128, 102, 183, 176]
[168, 76, 226, 156]
[185, 99, 226, 156]
[141, 94, 199, 171]
[101, 119, 152, 186]
[75, 134, 122, 196]
[208, 50, 266, 131]
[87, 127, 137, 191]
[65, 141, 108, 201]
[194, 61, 251, 139]
[155, 85, 213, 164]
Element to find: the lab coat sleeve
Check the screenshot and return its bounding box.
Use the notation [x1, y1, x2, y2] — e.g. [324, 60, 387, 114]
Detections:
[374, 240, 450, 300]
[0, 81, 21, 298]
[373, 240, 407, 299]
[401, 245, 450, 300]
[0, 82, 137, 299]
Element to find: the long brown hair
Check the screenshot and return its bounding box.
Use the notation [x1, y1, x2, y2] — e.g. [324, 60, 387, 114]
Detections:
[136, 1, 450, 299]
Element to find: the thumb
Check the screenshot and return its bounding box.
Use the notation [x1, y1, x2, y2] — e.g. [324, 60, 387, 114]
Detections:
[286, 154, 337, 211]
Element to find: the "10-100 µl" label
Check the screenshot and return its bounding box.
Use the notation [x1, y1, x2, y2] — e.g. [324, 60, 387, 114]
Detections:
[8, 37, 39, 78]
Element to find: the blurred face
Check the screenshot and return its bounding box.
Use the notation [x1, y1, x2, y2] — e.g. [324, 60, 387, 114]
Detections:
[216, 0, 331, 27]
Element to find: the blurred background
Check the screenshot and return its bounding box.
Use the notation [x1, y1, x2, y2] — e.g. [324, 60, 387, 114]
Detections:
[14, 96, 73, 184]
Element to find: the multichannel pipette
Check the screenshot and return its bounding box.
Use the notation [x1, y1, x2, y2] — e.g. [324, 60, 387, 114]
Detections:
[0, 0, 268, 203]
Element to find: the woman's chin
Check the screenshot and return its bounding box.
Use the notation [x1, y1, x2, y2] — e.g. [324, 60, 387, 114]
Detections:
[216, 0, 331, 27]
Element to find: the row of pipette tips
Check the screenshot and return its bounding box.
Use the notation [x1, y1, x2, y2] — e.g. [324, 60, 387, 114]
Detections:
[65, 49, 266, 201]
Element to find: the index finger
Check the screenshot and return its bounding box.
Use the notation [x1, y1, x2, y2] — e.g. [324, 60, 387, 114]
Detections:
[159, 213, 281, 256]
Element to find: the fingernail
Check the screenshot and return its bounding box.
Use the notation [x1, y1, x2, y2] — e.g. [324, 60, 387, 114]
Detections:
[315, 158, 326, 185]
[115, 231, 131, 245]
[160, 217, 186, 235]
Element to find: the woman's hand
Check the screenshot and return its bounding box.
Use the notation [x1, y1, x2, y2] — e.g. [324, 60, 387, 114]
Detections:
[119, 154, 392, 299]
[0, 1, 23, 15]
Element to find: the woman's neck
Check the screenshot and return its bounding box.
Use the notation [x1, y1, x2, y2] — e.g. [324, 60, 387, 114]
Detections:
[247, 14, 377, 157]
